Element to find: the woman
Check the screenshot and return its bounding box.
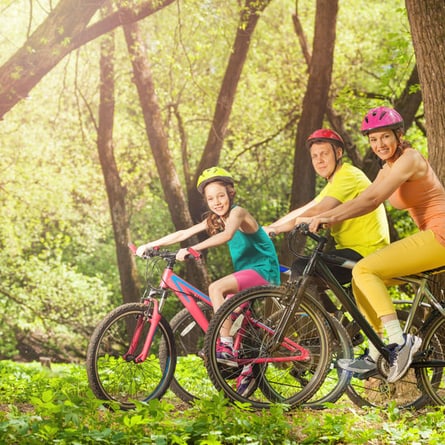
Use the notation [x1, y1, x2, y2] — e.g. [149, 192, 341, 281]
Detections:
[307, 106, 445, 383]
[136, 166, 280, 395]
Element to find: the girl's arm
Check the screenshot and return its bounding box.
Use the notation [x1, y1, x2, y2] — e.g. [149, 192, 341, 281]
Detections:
[308, 150, 424, 232]
[136, 220, 207, 256]
[193, 206, 247, 250]
[176, 207, 248, 261]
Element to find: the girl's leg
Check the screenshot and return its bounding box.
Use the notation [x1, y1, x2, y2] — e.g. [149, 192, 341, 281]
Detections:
[210, 270, 268, 343]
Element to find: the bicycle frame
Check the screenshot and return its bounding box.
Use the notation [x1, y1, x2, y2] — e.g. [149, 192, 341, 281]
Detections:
[130, 243, 300, 365]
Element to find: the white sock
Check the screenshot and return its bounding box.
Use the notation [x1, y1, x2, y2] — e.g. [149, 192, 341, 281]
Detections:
[368, 342, 380, 362]
[384, 319, 404, 345]
[220, 336, 233, 346]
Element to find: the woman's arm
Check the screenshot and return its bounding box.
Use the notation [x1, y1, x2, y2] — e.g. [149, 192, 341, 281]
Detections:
[308, 150, 423, 232]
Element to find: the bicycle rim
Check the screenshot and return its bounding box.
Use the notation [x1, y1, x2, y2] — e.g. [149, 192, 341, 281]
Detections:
[204, 285, 333, 409]
[86, 303, 176, 410]
[416, 312, 445, 406]
[160, 305, 217, 404]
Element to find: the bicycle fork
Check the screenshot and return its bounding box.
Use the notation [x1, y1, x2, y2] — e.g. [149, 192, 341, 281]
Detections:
[123, 298, 161, 363]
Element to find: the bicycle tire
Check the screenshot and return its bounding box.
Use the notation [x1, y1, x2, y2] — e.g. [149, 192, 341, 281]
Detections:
[416, 310, 445, 406]
[345, 308, 429, 410]
[86, 302, 176, 410]
[159, 304, 217, 404]
[304, 311, 353, 408]
[204, 285, 333, 409]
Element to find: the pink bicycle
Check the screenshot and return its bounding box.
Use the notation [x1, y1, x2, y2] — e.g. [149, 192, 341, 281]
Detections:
[86, 245, 215, 409]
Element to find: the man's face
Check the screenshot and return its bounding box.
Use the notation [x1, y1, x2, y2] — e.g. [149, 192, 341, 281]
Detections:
[310, 142, 342, 179]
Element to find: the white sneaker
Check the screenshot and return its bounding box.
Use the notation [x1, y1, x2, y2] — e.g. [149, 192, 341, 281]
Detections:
[386, 333, 422, 383]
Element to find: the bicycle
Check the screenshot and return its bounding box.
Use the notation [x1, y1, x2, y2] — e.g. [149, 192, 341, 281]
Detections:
[204, 223, 445, 410]
[86, 245, 215, 409]
[86, 244, 290, 408]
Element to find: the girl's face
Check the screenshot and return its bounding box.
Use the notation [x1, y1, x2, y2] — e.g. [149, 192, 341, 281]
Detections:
[204, 182, 231, 216]
[368, 130, 399, 161]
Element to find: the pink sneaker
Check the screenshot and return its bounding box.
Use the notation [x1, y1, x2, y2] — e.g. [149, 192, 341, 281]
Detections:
[236, 365, 256, 396]
[216, 341, 238, 367]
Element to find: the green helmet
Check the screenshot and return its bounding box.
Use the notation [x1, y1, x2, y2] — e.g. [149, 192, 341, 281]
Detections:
[196, 166, 234, 194]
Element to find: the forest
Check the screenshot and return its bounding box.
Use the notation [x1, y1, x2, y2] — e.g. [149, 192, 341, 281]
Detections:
[2, 0, 444, 364]
[1, 0, 445, 443]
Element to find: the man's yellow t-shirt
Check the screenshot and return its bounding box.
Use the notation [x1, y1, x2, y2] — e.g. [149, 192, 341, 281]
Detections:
[315, 163, 390, 256]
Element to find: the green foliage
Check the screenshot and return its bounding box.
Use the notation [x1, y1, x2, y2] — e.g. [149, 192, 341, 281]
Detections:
[0, 253, 113, 361]
[2, 361, 445, 444]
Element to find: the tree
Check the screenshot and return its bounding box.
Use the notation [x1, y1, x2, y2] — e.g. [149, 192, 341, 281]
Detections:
[290, 0, 339, 213]
[189, 0, 272, 223]
[0, 0, 175, 119]
[405, 0, 445, 182]
[97, 4, 140, 305]
[405, 0, 445, 294]
[123, 20, 210, 288]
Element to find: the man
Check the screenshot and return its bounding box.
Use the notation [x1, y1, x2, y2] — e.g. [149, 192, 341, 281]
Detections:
[265, 128, 390, 285]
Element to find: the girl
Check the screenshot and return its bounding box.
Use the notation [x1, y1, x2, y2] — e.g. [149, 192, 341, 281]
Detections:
[136, 166, 280, 395]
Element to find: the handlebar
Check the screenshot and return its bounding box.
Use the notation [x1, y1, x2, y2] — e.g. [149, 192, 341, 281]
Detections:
[128, 243, 202, 261]
[290, 223, 327, 244]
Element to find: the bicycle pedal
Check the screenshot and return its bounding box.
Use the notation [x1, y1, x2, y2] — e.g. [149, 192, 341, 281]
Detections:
[353, 369, 380, 380]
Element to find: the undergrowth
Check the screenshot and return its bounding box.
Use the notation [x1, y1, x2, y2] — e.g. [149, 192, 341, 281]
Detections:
[1, 360, 445, 444]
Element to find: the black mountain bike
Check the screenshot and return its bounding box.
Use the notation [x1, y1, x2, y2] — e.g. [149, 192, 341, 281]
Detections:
[205, 224, 445, 409]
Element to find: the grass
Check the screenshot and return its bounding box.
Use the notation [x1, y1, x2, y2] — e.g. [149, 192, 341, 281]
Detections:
[1, 360, 445, 444]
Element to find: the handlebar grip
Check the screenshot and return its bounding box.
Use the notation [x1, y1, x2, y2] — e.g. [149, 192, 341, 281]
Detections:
[186, 247, 202, 259]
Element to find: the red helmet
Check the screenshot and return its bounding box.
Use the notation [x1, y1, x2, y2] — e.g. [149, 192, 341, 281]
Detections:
[361, 107, 404, 135]
[306, 129, 345, 150]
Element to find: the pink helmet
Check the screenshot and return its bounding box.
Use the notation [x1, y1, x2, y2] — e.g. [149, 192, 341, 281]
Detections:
[306, 128, 345, 149]
[361, 106, 404, 135]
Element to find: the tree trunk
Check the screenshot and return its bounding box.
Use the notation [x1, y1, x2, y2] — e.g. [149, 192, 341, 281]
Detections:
[97, 7, 140, 305]
[280, 0, 338, 264]
[405, 0, 445, 182]
[0, 0, 104, 119]
[405, 0, 445, 294]
[290, 0, 338, 210]
[124, 21, 209, 289]
[189, 0, 272, 223]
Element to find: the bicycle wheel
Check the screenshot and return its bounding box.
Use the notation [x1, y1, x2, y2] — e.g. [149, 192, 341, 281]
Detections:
[159, 304, 217, 404]
[86, 302, 176, 410]
[304, 311, 353, 408]
[204, 285, 333, 409]
[345, 308, 429, 409]
[416, 311, 445, 406]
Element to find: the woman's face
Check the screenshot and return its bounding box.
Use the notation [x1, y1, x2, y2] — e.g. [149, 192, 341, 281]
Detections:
[204, 182, 231, 216]
[368, 130, 399, 161]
